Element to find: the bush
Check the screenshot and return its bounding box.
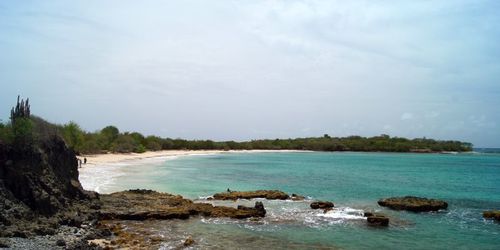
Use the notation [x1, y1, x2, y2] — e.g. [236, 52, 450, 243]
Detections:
[111, 134, 138, 153]
[12, 117, 34, 148]
[0, 122, 13, 144]
[62, 122, 84, 153]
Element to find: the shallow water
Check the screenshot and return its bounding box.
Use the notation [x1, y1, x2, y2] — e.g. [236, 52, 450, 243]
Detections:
[80, 152, 500, 249]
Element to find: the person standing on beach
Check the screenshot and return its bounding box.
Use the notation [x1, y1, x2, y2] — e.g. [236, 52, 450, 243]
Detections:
[84, 157, 87, 164]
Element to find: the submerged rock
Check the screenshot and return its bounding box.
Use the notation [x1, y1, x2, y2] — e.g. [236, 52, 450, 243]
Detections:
[483, 210, 500, 221]
[364, 211, 389, 227]
[310, 201, 334, 209]
[367, 216, 389, 227]
[378, 196, 448, 212]
[212, 190, 290, 200]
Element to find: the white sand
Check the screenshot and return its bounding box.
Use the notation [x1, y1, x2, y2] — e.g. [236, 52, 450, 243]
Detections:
[78, 149, 307, 166]
[78, 150, 226, 165]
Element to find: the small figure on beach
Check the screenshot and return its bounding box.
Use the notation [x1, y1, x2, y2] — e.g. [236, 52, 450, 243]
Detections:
[227, 188, 231, 193]
[77, 158, 82, 168]
[84, 157, 87, 164]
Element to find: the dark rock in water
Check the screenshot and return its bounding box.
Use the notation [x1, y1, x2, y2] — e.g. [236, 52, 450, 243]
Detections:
[237, 201, 266, 217]
[310, 201, 334, 209]
[483, 210, 500, 221]
[56, 239, 66, 246]
[364, 212, 374, 217]
[291, 193, 305, 201]
[183, 236, 194, 247]
[0, 136, 101, 237]
[100, 190, 267, 220]
[378, 196, 448, 212]
[367, 216, 389, 227]
[364, 211, 389, 227]
[212, 190, 290, 200]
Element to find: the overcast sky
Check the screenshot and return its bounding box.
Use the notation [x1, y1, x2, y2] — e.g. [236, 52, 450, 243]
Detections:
[1, 1, 499, 147]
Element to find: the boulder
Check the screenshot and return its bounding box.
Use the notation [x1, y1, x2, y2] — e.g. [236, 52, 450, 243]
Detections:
[291, 194, 305, 201]
[363, 212, 374, 217]
[184, 236, 194, 247]
[56, 239, 66, 246]
[367, 216, 389, 227]
[310, 201, 334, 209]
[483, 210, 500, 221]
[364, 211, 389, 227]
[212, 190, 290, 200]
[378, 196, 448, 212]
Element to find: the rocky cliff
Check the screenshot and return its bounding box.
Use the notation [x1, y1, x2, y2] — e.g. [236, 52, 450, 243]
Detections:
[0, 136, 100, 237]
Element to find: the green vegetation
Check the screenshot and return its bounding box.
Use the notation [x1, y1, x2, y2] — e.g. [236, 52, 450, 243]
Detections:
[0, 97, 473, 154]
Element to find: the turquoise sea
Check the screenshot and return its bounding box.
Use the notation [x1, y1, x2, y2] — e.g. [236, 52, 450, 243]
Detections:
[83, 152, 500, 249]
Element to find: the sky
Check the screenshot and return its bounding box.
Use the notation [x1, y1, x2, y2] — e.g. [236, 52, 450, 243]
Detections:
[0, 0, 499, 147]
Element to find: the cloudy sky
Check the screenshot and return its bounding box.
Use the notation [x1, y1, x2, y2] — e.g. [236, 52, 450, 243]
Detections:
[1, 0, 499, 147]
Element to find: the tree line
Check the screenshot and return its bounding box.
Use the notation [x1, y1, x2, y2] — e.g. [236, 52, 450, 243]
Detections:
[0, 97, 473, 154]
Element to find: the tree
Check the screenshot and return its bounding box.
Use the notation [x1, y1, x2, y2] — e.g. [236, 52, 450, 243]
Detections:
[111, 134, 138, 153]
[62, 121, 84, 152]
[144, 136, 162, 151]
[100, 125, 119, 150]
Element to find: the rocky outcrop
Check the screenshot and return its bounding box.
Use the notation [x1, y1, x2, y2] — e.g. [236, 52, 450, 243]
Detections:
[364, 212, 389, 227]
[378, 196, 448, 212]
[310, 201, 334, 209]
[367, 216, 389, 226]
[212, 190, 290, 200]
[291, 193, 305, 201]
[0, 136, 101, 238]
[100, 189, 267, 220]
[483, 210, 500, 221]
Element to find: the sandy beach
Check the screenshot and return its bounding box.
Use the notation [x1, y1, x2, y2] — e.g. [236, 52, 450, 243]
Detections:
[78, 149, 307, 166]
[78, 150, 227, 165]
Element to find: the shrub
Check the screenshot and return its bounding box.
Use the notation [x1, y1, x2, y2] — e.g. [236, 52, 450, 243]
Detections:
[12, 117, 34, 148]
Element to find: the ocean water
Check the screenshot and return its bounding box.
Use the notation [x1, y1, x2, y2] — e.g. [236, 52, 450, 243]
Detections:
[80, 152, 500, 249]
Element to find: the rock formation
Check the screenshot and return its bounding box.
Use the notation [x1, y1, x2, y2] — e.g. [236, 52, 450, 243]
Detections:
[483, 210, 500, 221]
[212, 190, 290, 200]
[367, 216, 389, 226]
[364, 212, 389, 227]
[310, 201, 334, 209]
[291, 193, 305, 201]
[378, 196, 448, 212]
[100, 189, 267, 220]
[0, 136, 101, 238]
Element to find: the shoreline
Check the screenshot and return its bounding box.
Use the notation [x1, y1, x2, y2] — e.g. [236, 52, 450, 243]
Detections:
[77, 149, 307, 194]
[78, 149, 308, 166]
[78, 149, 478, 167]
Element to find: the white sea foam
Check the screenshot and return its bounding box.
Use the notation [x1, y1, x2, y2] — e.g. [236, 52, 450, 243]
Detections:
[79, 162, 128, 193]
[317, 207, 366, 222]
[79, 155, 179, 193]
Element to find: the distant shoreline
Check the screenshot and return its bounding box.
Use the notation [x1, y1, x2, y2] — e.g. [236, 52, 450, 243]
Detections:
[77, 148, 486, 167]
[78, 149, 309, 166]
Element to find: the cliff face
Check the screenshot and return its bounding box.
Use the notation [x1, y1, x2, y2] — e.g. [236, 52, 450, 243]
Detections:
[0, 136, 100, 237]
